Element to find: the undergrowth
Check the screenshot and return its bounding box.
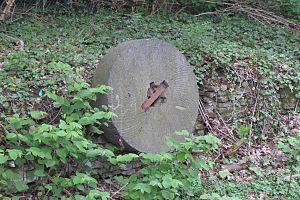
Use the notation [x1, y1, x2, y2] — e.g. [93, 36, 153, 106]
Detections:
[0, 9, 299, 199]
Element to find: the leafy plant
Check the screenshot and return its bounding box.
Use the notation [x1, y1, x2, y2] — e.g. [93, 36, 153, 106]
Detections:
[114, 131, 220, 199]
[0, 62, 114, 198]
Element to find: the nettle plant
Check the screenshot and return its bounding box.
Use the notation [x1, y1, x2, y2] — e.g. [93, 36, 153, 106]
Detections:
[0, 62, 114, 199]
[113, 131, 220, 200]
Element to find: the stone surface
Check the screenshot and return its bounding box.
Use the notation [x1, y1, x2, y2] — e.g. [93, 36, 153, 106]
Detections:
[215, 95, 229, 103]
[217, 102, 233, 108]
[204, 92, 217, 98]
[92, 39, 199, 153]
[203, 85, 220, 92]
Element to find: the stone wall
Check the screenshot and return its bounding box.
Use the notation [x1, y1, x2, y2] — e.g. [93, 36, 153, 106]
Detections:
[194, 72, 298, 135]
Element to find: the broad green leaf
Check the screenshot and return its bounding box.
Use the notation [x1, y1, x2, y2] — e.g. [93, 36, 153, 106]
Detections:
[88, 190, 110, 200]
[0, 154, 8, 164]
[7, 149, 23, 160]
[219, 170, 232, 179]
[30, 111, 48, 120]
[78, 117, 93, 125]
[249, 166, 263, 176]
[162, 190, 175, 199]
[162, 175, 172, 188]
[194, 159, 210, 170]
[3, 169, 20, 180]
[116, 153, 138, 162]
[15, 180, 29, 192]
[34, 166, 45, 177]
[133, 183, 151, 194]
[74, 195, 86, 200]
[86, 148, 104, 158]
[56, 148, 68, 161]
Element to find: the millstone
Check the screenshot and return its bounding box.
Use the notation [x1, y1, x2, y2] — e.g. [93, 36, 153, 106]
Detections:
[92, 39, 199, 153]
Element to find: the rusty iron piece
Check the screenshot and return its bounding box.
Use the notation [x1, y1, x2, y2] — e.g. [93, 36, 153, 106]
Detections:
[141, 80, 168, 111]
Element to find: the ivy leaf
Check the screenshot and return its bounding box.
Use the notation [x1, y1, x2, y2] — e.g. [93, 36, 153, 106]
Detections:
[7, 149, 23, 160]
[218, 170, 232, 179]
[30, 110, 48, 120]
[249, 166, 263, 176]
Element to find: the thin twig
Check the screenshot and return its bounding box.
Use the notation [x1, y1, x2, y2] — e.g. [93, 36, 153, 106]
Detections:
[110, 183, 128, 199]
[249, 82, 259, 148]
[198, 98, 215, 134]
[216, 111, 236, 141]
[0, 0, 15, 21]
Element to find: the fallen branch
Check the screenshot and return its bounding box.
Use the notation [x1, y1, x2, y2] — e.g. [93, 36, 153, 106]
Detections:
[0, 0, 15, 21]
[194, 1, 297, 28]
[221, 163, 248, 172]
[198, 98, 215, 135]
[279, 174, 300, 181]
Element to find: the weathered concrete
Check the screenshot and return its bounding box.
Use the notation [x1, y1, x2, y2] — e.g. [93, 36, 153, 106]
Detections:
[92, 39, 199, 153]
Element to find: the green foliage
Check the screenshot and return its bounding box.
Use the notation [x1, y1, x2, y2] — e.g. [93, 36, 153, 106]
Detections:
[114, 131, 220, 199]
[277, 130, 300, 172]
[0, 61, 114, 198]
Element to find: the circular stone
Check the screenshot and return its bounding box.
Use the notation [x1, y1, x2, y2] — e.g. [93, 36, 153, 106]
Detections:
[92, 39, 199, 153]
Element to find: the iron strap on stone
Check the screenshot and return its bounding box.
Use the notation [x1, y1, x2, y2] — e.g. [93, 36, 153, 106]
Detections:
[141, 80, 169, 111]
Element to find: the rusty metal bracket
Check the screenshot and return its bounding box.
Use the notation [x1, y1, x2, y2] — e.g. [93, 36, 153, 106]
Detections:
[141, 80, 168, 111]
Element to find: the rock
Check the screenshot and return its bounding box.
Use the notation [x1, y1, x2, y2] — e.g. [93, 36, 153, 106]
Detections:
[196, 130, 205, 135]
[203, 85, 220, 92]
[202, 96, 214, 104]
[217, 102, 232, 108]
[195, 122, 205, 130]
[241, 81, 249, 88]
[215, 95, 229, 103]
[204, 92, 216, 98]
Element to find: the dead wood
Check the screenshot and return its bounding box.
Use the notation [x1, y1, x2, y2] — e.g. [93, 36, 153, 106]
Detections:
[194, 0, 297, 28]
[0, 0, 15, 21]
